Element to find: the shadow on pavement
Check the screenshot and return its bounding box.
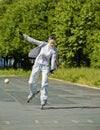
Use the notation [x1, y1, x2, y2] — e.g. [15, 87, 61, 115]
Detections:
[43, 106, 100, 110]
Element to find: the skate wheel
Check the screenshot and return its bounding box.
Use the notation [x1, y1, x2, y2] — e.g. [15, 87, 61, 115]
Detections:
[41, 105, 44, 110]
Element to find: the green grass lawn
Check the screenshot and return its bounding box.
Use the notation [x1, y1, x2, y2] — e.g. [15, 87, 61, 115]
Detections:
[0, 68, 100, 88]
[50, 67, 100, 88]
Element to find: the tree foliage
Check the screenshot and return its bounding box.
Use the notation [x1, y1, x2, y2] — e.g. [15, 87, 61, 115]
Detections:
[54, 0, 100, 67]
[0, 0, 100, 68]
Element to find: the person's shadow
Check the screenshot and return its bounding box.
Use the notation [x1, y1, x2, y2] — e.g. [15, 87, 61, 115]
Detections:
[42, 106, 100, 110]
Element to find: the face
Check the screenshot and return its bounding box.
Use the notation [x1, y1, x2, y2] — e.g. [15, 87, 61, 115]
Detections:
[48, 39, 56, 48]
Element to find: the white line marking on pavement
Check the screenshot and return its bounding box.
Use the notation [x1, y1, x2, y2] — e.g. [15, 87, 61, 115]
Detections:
[35, 120, 39, 124]
[71, 120, 79, 123]
[53, 120, 58, 124]
[87, 120, 94, 123]
[5, 121, 10, 125]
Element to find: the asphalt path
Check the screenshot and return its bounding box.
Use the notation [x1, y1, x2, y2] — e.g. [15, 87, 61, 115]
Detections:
[0, 76, 100, 130]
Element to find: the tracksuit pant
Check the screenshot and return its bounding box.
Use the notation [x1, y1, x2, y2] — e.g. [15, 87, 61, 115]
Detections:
[28, 62, 49, 104]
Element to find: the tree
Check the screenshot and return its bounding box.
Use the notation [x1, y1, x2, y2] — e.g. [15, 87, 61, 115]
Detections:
[0, 0, 100, 68]
[0, 0, 57, 68]
[54, 0, 100, 67]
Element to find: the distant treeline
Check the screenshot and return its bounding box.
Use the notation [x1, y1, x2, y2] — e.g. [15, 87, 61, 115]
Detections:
[0, 0, 100, 68]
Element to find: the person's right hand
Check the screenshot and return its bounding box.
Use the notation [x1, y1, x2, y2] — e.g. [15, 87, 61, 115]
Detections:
[19, 31, 23, 36]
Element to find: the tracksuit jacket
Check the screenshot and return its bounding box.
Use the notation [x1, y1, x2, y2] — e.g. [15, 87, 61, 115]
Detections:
[23, 34, 58, 70]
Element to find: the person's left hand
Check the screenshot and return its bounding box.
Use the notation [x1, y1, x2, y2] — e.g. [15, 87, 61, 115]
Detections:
[50, 69, 54, 75]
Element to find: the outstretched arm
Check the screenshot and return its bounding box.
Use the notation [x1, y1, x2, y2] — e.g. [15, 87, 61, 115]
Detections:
[19, 31, 47, 46]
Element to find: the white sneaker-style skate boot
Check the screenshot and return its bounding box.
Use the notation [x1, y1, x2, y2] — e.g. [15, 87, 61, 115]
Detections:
[27, 90, 40, 103]
[41, 100, 47, 110]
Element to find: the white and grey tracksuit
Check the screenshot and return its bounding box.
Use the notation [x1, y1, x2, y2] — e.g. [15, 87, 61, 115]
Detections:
[23, 34, 58, 104]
